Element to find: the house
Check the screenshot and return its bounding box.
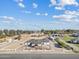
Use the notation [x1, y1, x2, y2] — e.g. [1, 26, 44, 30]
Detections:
[24, 38, 50, 47]
[51, 34, 59, 37]
[49, 34, 60, 41]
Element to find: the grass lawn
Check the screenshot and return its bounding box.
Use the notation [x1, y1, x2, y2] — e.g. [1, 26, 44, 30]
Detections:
[63, 35, 75, 41]
[75, 44, 79, 47]
[63, 35, 79, 48]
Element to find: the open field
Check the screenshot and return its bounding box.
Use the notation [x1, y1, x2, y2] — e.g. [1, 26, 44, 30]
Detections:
[0, 33, 75, 54]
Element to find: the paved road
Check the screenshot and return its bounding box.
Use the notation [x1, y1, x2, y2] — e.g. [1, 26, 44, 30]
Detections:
[0, 54, 79, 59]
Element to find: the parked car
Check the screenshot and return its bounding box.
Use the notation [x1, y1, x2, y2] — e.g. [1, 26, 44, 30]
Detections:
[71, 33, 79, 37]
[67, 38, 79, 44]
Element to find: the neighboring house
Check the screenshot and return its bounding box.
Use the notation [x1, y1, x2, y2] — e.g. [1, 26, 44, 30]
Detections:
[51, 33, 64, 37]
[24, 38, 50, 47]
[51, 34, 59, 37]
[49, 34, 60, 41]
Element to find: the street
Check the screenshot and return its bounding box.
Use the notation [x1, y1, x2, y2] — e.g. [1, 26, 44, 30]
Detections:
[0, 54, 79, 59]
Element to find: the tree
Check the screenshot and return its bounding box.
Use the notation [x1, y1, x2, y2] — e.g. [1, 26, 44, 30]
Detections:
[0, 30, 3, 36]
[3, 29, 9, 36]
[8, 30, 16, 36]
[64, 29, 73, 34]
[41, 29, 44, 33]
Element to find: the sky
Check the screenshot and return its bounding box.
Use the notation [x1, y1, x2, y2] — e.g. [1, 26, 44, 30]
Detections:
[0, 0, 79, 30]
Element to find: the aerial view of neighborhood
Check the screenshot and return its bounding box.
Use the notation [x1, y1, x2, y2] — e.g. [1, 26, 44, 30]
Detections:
[0, 0, 79, 55]
[0, 29, 79, 54]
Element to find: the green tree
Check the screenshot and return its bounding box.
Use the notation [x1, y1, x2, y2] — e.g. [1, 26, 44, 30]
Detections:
[9, 30, 16, 36]
[41, 29, 44, 33]
[3, 29, 9, 36]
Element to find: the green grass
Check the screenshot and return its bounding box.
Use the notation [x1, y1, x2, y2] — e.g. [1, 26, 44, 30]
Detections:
[55, 38, 73, 50]
[63, 35, 75, 41]
[63, 36, 79, 47]
[75, 44, 79, 47]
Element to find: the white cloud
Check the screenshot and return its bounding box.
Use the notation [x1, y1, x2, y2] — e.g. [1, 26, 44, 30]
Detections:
[0, 16, 14, 20]
[36, 13, 48, 16]
[60, 0, 78, 6]
[52, 10, 79, 22]
[53, 15, 73, 22]
[50, 21, 65, 25]
[36, 13, 41, 16]
[33, 3, 38, 8]
[50, 0, 79, 9]
[44, 13, 48, 16]
[0, 16, 15, 23]
[53, 14, 78, 22]
[42, 13, 48, 16]
[55, 6, 64, 10]
[50, 0, 79, 6]
[65, 10, 79, 16]
[0, 16, 26, 29]
[53, 14, 74, 19]
[18, 3, 25, 8]
[14, 0, 25, 8]
[14, 0, 23, 2]
[50, 0, 57, 5]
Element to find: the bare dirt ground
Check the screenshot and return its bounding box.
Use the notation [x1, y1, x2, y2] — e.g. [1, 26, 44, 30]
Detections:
[0, 33, 74, 54]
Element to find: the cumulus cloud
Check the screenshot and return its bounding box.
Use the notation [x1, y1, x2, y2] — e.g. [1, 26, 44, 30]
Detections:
[42, 13, 48, 16]
[53, 15, 74, 22]
[36, 13, 41, 16]
[65, 10, 79, 16]
[33, 3, 38, 8]
[44, 13, 48, 16]
[55, 6, 64, 10]
[60, 0, 78, 6]
[0, 16, 26, 27]
[50, 0, 78, 6]
[18, 2, 25, 8]
[52, 10, 79, 22]
[0, 16, 14, 20]
[50, 0, 57, 5]
[14, 0, 25, 8]
[0, 16, 15, 23]
[50, 0, 79, 9]
[36, 13, 48, 16]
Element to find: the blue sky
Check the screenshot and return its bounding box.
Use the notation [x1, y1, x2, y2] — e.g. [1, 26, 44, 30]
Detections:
[0, 0, 79, 30]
